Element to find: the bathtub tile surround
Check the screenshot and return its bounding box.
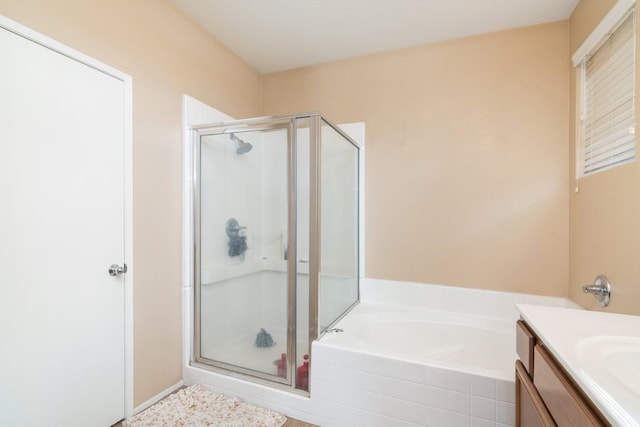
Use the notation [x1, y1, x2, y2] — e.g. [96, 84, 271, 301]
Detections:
[312, 342, 516, 426]
[471, 395, 496, 421]
[448, 371, 471, 393]
[472, 375, 496, 399]
[495, 380, 515, 404]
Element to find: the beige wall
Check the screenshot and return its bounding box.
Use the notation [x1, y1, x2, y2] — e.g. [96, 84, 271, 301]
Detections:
[264, 22, 570, 296]
[0, 0, 262, 406]
[569, 0, 640, 315]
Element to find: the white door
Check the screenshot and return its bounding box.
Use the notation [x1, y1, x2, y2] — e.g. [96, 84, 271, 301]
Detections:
[0, 22, 128, 427]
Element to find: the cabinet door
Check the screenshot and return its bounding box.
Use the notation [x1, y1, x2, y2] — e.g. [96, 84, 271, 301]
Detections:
[517, 320, 536, 375]
[533, 346, 606, 426]
[516, 361, 556, 427]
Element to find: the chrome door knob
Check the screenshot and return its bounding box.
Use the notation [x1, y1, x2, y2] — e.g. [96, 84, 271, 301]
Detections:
[108, 264, 127, 276]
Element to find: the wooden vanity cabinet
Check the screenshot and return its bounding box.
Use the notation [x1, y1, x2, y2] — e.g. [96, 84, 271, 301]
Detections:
[515, 320, 610, 427]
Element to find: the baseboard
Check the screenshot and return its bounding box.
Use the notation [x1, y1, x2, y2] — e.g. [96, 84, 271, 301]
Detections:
[132, 380, 185, 415]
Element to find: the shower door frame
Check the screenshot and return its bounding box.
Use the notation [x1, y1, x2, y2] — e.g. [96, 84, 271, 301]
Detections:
[192, 118, 298, 387]
[190, 113, 360, 391]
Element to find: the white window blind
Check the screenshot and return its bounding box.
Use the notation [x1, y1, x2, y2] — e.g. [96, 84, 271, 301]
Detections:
[579, 8, 636, 177]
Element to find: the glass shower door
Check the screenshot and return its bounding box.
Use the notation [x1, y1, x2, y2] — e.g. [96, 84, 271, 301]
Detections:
[195, 123, 293, 382]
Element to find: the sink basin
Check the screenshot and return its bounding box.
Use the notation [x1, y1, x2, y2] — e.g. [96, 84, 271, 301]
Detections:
[576, 336, 640, 402]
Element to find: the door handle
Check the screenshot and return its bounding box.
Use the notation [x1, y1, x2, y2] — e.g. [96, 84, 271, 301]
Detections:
[108, 264, 127, 276]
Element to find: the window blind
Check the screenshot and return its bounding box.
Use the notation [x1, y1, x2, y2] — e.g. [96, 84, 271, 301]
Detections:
[581, 10, 636, 176]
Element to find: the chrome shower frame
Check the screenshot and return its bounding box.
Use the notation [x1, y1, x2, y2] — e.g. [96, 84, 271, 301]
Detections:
[190, 113, 361, 393]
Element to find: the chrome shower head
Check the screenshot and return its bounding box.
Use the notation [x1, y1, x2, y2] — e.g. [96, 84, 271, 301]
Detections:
[230, 133, 253, 155]
[236, 141, 253, 155]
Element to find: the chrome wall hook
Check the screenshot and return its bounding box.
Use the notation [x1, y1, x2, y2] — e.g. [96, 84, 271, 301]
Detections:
[582, 274, 611, 307]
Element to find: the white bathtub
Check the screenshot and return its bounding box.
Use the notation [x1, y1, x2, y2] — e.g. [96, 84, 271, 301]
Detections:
[321, 303, 515, 381]
[311, 279, 582, 426]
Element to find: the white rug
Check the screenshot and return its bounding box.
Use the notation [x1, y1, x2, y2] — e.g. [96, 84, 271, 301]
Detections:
[124, 385, 287, 427]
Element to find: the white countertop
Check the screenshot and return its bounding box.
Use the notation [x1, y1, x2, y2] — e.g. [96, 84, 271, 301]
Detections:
[517, 304, 640, 427]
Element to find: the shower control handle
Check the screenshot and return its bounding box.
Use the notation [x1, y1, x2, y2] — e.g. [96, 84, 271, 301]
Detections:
[226, 218, 247, 238]
[108, 264, 127, 277]
[582, 274, 611, 307]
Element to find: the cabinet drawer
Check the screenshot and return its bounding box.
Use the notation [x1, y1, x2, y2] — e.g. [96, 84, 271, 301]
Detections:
[533, 345, 606, 426]
[516, 361, 556, 427]
[517, 320, 536, 375]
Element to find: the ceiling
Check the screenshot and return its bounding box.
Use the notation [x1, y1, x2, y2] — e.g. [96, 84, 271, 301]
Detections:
[170, 0, 579, 74]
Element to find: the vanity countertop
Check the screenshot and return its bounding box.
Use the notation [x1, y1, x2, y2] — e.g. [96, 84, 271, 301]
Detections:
[517, 304, 640, 427]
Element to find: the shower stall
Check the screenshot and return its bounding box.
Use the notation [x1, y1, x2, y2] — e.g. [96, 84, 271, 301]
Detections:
[191, 113, 360, 392]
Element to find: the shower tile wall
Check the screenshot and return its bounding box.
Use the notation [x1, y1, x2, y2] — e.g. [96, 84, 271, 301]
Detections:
[311, 342, 515, 427]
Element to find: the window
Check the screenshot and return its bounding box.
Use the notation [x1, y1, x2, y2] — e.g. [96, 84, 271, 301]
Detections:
[574, 1, 636, 177]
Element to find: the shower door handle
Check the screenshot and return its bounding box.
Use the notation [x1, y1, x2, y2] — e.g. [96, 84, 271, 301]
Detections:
[108, 264, 127, 276]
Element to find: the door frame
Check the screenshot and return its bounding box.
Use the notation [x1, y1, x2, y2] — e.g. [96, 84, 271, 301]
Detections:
[0, 15, 134, 419]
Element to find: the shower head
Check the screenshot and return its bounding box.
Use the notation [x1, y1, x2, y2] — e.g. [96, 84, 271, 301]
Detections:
[229, 133, 253, 155]
[236, 141, 253, 155]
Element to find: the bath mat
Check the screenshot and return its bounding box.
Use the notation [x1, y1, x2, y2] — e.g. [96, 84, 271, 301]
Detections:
[123, 384, 287, 427]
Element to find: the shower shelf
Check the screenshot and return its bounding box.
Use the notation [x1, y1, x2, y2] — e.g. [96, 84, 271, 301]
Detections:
[200, 259, 316, 285]
[201, 258, 306, 285]
[200, 261, 262, 284]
